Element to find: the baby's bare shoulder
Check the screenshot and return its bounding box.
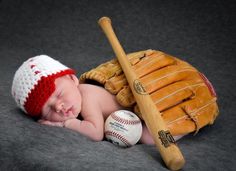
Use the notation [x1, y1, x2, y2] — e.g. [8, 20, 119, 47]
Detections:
[79, 84, 122, 117]
[79, 84, 112, 96]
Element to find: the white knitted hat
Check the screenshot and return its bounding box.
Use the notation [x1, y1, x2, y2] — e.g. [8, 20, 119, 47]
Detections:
[11, 55, 75, 117]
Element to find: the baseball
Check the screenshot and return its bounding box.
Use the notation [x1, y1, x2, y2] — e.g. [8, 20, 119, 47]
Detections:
[105, 110, 142, 147]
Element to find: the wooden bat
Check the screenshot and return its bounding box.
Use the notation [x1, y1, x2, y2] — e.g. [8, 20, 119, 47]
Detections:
[98, 16, 185, 170]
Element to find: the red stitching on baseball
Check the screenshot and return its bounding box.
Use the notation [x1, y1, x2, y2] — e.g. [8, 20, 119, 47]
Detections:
[105, 131, 131, 146]
[111, 112, 141, 125]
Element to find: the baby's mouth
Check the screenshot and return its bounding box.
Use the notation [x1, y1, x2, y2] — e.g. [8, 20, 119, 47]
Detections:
[65, 107, 73, 116]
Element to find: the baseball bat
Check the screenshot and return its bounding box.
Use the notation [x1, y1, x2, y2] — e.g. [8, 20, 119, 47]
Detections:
[98, 17, 185, 170]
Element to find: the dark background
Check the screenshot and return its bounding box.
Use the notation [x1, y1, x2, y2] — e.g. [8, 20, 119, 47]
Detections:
[0, 0, 235, 170]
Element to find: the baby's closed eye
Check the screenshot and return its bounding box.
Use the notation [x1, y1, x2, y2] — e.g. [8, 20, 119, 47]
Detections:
[57, 91, 63, 98]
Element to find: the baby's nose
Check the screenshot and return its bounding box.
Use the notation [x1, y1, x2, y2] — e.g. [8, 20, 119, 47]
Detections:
[55, 102, 64, 113]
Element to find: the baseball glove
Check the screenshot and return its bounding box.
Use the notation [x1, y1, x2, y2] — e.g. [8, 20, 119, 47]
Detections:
[80, 49, 219, 136]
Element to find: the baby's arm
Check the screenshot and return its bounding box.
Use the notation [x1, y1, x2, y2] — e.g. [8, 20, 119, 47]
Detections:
[64, 109, 104, 141]
[39, 110, 104, 141]
[38, 119, 64, 127]
[63, 84, 122, 141]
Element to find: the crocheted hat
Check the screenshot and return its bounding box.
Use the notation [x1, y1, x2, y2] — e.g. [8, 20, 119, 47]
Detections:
[11, 55, 75, 117]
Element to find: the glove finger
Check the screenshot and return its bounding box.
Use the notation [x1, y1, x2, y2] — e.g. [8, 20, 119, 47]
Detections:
[103, 50, 153, 94]
[161, 105, 196, 135]
[140, 65, 200, 94]
[80, 59, 121, 84]
[133, 51, 176, 78]
[105, 74, 127, 94]
[151, 80, 205, 111]
[178, 85, 219, 129]
[116, 86, 135, 107]
[161, 85, 219, 135]
[134, 79, 202, 116]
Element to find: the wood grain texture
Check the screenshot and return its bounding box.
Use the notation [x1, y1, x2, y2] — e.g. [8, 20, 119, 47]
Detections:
[98, 16, 185, 170]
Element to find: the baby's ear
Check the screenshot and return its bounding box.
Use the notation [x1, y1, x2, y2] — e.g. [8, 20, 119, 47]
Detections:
[70, 74, 79, 86]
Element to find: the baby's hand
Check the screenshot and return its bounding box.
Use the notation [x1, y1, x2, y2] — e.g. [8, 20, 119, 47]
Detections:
[63, 118, 81, 128]
[38, 119, 65, 127]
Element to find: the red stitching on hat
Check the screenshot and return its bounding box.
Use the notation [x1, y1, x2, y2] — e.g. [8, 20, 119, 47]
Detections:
[34, 71, 41, 74]
[30, 65, 35, 68]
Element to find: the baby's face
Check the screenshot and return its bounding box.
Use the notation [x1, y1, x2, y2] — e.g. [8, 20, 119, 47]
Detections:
[41, 75, 82, 122]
